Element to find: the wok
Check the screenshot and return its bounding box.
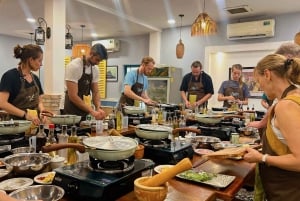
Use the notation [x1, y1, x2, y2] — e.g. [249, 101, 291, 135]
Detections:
[41, 111, 81, 125]
[2, 153, 52, 176]
[194, 114, 224, 124]
[42, 136, 138, 161]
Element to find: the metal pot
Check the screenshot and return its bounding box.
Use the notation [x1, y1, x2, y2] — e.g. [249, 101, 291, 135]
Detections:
[2, 153, 52, 176]
[191, 136, 221, 150]
[42, 136, 138, 161]
[194, 114, 224, 124]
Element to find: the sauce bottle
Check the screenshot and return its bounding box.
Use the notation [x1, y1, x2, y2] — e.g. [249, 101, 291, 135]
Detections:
[46, 124, 57, 157]
[36, 124, 47, 153]
[57, 125, 68, 160]
[67, 126, 78, 165]
[116, 107, 123, 130]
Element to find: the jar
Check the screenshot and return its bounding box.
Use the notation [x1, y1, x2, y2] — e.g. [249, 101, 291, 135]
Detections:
[230, 133, 240, 144]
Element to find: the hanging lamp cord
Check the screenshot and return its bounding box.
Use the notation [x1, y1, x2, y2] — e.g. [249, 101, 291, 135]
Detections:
[179, 14, 184, 39]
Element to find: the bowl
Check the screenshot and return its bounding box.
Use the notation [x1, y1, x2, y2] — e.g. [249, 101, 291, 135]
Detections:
[134, 176, 168, 201]
[50, 156, 65, 170]
[2, 153, 52, 176]
[239, 127, 258, 136]
[9, 185, 64, 201]
[0, 120, 31, 135]
[134, 144, 145, 159]
[11, 146, 35, 154]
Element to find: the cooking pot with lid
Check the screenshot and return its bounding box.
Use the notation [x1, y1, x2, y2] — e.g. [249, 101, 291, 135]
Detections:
[42, 136, 138, 161]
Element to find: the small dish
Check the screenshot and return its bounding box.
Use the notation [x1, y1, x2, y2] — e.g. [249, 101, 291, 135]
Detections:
[154, 165, 174, 174]
[194, 149, 214, 155]
[34, 171, 56, 184]
[0, 178, 33, 192]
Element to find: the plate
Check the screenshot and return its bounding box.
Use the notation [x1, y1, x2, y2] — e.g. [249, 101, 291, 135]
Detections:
[34, 171, 56, 184]
[0, 178, 33, 192]
[177, 170, 236, 188]
[154, 165, 174, 173]
[194, 149, 214, 155]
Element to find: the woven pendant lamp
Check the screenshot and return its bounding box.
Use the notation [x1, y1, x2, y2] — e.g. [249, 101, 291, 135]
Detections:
[294, 32, 300, 45]
[176, 14, 185, 59]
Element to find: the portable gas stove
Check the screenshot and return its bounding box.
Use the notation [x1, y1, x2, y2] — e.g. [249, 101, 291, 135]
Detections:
[127, 114, 152, 126]
[53, 157, 154, 201]
[0, 133, 29, 157]
[140, 138, 194, 165]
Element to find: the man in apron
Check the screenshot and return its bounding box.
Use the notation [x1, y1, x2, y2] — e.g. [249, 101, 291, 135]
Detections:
[64, 43, 107, 121]
[0, 44, 44, 126]
[119, 56, 156, 107]
[180, 61, 214, 109]
[217, 64, 250, 108]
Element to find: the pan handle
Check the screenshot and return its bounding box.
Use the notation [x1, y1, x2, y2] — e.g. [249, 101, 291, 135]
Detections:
[42, 143, 86, 153]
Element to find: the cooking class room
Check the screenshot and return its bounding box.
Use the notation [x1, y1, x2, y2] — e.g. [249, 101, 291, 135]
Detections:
[0, 0, 300, 201]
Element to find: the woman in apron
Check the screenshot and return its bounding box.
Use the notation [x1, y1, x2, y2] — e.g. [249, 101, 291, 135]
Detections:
[0, 44, 44, 125]
[243, 54, 300, 201]
[217, 64, 250, 108]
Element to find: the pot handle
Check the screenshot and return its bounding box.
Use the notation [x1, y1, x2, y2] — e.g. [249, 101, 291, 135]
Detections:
[172, 127, 201, 135]
[42, 143, 86, 153]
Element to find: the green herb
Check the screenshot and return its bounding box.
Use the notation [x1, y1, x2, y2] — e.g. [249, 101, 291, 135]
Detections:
[179, 170, 216, 182]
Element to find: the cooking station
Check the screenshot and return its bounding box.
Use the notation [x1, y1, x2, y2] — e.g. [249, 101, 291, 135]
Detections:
[53, 158, 154, 201]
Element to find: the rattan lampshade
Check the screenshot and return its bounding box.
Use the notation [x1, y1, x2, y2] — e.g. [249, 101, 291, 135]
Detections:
[176, 14, 185, 59]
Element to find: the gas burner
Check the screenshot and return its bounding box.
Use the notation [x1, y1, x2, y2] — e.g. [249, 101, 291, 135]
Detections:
[88, 156, 135, 174]
[143, 140, 168, 148]
[0, 133, 25, 146]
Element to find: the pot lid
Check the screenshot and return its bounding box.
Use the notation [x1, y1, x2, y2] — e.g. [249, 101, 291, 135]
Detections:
[83, 136, 137, 151]
[136, 124, 172, 132]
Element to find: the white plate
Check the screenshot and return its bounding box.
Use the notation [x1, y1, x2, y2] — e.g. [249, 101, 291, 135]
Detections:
[34, 171, 56, 184]
[0, 178, 33, 192]
[194, 149, 214, 155]
[154, 165, 174, 174]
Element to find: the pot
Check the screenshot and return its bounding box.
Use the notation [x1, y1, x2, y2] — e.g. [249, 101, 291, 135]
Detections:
[194, 114, 224, 124]
[191, 136, 221, 150]
[41, 111, 81, 125]
[2, 153, 52, 176]
[0, 120, 31, 135]
[135, 124, 172, 140]
[42, 136, 138, 161]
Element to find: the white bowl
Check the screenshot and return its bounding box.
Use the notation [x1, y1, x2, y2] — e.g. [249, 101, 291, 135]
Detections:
[50, 156, 65, 170]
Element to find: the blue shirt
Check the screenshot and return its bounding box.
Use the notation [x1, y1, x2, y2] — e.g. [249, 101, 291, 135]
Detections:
[121, 70, 148, 93]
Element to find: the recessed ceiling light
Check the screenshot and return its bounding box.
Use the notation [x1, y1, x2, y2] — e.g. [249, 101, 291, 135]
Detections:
[168, 19, 176, 24]
[26, 18, 36, 23]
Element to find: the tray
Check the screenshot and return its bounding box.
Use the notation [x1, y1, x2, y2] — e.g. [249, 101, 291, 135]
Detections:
[177, 170, 236, 188]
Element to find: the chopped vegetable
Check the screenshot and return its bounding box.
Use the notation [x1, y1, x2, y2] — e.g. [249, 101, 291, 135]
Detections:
[178, 170, 216, 182]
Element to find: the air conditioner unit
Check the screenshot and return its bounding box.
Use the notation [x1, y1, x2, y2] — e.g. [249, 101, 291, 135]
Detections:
[227, 19, 275, 40]
[92, 39, 120, 52]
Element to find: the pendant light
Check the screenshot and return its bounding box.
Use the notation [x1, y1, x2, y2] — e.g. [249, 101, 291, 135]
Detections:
[191, 0, 217, 36]
[176, 14, 184, 59]
[72, 24, 91, 58]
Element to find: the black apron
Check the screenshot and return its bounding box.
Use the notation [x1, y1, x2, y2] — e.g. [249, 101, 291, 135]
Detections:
[64, 58, 93, 118]
[11, 68, 40, 120]
[223, 81, 244, 108]
[119, 70, 144, 106]
[187, 74, 206, 106]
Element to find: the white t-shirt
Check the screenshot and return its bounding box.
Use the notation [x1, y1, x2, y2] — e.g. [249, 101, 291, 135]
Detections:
[65, 58, 99, 84]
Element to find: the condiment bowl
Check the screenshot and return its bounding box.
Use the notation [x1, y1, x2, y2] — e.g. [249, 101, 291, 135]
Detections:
[134, 176, 168, 201]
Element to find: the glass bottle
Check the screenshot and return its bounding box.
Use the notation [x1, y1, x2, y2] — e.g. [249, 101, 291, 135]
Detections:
[57, 125, 68, 160]
[36, 124, 47, 153]
[116, 107, 123, 130]
[157, 106, 163, 123]
[67, 126, 78, 165]
[46, 123, 57, 157]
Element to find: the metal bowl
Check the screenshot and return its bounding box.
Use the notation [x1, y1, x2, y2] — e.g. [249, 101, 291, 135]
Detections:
[9, 185, 64, 201]
[0, 120, 31, 135]
[2, 153, 52, 176]
[11, 146, 35, 154]
[239, 127, 258, 136]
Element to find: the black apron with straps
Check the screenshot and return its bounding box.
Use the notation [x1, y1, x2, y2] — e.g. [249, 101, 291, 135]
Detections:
[223, 81, 244, 108]
[64, 57, 93, 117]
[187, 74, 206, 105]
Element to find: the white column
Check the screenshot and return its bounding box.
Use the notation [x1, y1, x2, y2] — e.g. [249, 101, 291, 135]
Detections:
[149, 32, 161, 65]
[43, 0, 66, 94]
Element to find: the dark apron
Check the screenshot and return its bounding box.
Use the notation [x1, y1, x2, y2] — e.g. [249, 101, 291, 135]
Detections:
[11, 69, 40, 120]
[119, 70, 144, 106]
[223, 82, 244, 108]
[64, 58, 93, 118]
[187, 74, 206, 106]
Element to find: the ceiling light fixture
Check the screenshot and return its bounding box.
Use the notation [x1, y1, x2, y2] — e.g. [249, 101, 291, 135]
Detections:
[176, 14, 184, 59]
[65, 24, 73, 49]
[191, 0, 217, 36]
[72, 24, 91, 58]
[34, 17, 51, 45]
